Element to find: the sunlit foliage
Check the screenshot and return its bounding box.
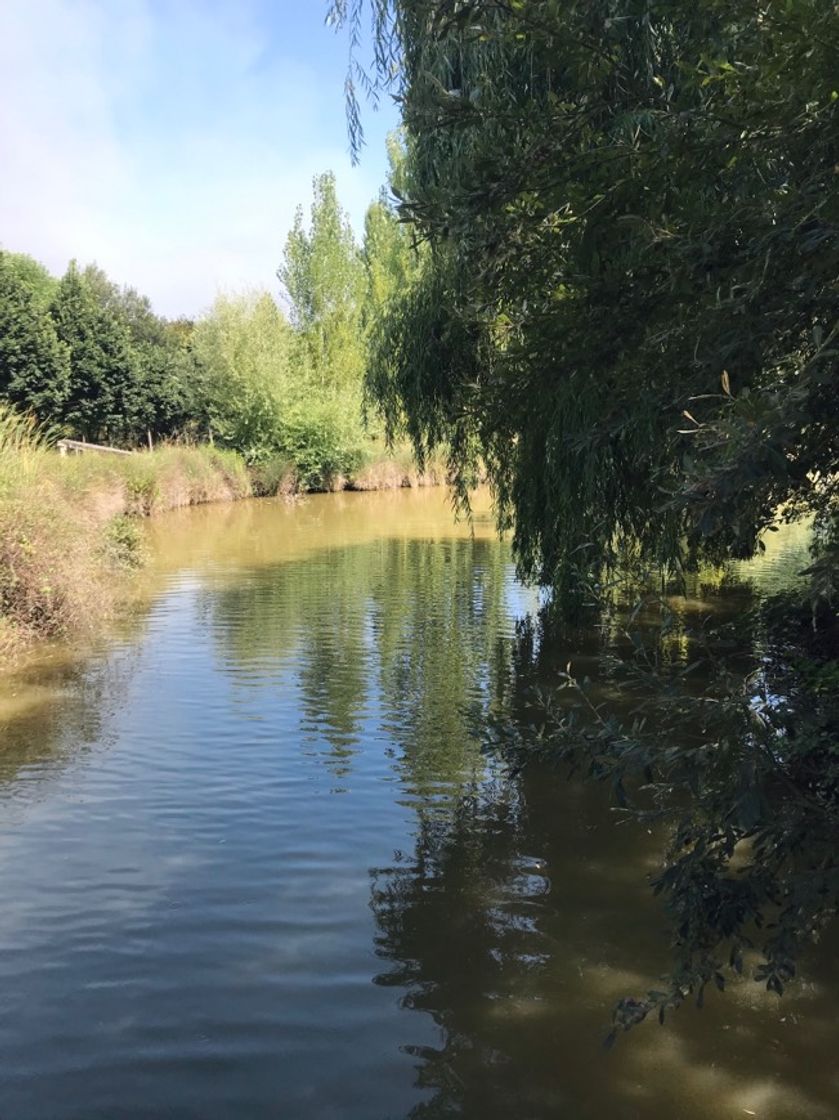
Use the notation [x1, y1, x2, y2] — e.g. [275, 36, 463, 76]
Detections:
[280, 171, 367, 391]
[0, 252, 69, 419]
[335, 0, 839, 587]
[331, 0, 839, 1027]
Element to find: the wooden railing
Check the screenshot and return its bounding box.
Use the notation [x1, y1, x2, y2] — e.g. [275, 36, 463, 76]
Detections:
[56, 439, 133, 457]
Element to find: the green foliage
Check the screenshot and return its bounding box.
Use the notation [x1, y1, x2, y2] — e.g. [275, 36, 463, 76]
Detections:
[1, 252, 58, 309]
[363, 197, 409, 317]
[134, 326, 207, 443]
[362, 135, 420, 322]
[332, 0, 839, 1023]
[280, 391, 365, 489]
[0, 252, 69, 418]
[338, 0, 839, 588]
[79, 264, 207, 441]
[0, 254, 207, 446]
[270, 169, 407, 480]
[193, 291, 294, 461]
[366, 250, 485, 501]
[102, 514, 145, 569]
[50, 263, 142, 444]
[193, 287, 366, 485]
[123, 469, 160, 517]
[0, 175, 425, 485]
[280, 172, 366, 390]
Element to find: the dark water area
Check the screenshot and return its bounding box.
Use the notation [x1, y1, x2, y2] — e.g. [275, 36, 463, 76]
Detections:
[0, 489, 835, 1119]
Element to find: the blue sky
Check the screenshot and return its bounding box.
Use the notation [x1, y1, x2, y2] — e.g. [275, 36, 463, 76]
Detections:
[0, 0, 398, 317]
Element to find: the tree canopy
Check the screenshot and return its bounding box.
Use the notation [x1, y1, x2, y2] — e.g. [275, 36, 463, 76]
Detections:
[0, 254, 209, 446]
[51, 263, 143, 445]
[0, 253, 69, 419]
[280, 172, 367, 391]
[331, 0, 839, 1031]
[335, 0, 839, 589]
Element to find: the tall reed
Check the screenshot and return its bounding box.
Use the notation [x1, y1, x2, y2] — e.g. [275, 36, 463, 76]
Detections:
[0, 406, 49, 498]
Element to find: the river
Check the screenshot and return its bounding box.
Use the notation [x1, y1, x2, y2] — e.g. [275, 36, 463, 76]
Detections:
[0, 488, 835, 1119]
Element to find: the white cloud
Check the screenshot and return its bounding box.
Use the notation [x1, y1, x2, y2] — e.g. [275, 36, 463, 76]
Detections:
[0, 0, 392, 317]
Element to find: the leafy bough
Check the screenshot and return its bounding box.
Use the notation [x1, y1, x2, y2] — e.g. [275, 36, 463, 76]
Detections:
[489, 589, 839, 1043]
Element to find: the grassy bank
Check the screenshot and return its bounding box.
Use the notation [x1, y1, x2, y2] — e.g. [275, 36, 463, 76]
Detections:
[0, 409, 252, 659]
[0, 410, 447, 661]
[347, 442, 446, 492]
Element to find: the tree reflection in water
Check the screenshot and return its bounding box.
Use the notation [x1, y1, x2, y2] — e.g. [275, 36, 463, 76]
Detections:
[3, 499, 839, 1118]
[367, 579, 839, 1120]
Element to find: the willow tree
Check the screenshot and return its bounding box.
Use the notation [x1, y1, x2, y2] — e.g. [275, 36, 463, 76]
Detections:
[330, 0, 839, 1032]
[333, 0, 839, 587]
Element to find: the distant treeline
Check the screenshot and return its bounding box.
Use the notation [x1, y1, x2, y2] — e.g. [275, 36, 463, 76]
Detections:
[0, 156, 417, 489]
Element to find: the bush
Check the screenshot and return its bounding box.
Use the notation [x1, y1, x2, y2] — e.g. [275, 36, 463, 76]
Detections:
[279, 394, 365, 490]
[102, 514, 145, 569]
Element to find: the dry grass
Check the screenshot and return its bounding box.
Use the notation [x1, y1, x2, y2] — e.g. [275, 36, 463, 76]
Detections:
[0, 498, 105, 658]
[250, 443, 448, 496]
[249, 456, 300, 498]
[347, 444, 447, 491]
[0, 408, 252, 662]
[53, 443, 251, 515]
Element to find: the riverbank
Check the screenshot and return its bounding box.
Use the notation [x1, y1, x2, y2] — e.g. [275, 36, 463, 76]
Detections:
[0, 412, 446, 662]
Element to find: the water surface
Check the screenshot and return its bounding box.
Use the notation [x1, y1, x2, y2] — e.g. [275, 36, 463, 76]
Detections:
[0, 490, 834, 1119]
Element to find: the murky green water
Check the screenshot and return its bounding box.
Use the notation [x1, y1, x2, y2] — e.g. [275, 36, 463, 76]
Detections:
[0, 490, 834, 1119]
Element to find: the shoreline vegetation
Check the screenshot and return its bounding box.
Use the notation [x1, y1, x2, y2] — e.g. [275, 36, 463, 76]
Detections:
[0, 408, 446, 664]
[0, 157, 438, 663]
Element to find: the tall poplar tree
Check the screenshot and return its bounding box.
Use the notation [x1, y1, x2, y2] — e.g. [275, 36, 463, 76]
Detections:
[279, 172, 366, 390]
[362, 135, 419, 322]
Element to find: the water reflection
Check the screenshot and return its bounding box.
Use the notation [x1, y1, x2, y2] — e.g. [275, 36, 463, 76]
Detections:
[368, 655, 839, 1120]
[0, 643, 139, 798]
[203, 536, 518, 807]
[0, 492, 836, 1119]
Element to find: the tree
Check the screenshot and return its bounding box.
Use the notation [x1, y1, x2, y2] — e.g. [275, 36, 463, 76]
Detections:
[336, 0, 839, 586]
[363, 195, 412, 318]
[50, 263, 141, 444]
[279, 172, 366, 390]
[362, 134, 419, 322]
[133, 324, 206, 442]
[192, 291, 295, 461]
[1, 251, 58, 310]
[331, 0, 839, 1027]
[80, 264, 203, 440]
[0, 252, 69, 419]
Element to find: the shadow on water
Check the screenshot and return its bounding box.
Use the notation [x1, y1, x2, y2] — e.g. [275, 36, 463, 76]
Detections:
[0, 492, 837, 1118]
[364, 519, 839, 1119]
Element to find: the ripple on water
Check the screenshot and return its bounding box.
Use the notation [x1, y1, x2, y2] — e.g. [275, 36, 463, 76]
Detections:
[0, 498, 833, 1120]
